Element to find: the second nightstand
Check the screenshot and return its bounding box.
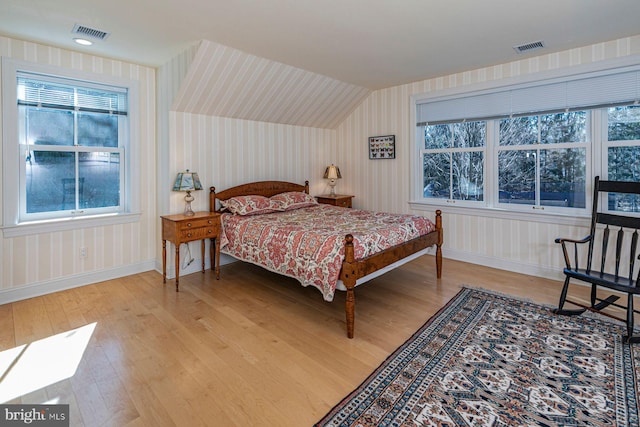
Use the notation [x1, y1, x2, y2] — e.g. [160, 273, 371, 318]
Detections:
[161, 211, 221, 291]
[315, 194, 354, 208]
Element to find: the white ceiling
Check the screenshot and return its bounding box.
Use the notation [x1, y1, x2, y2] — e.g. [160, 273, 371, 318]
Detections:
[1, 0, 639, 90]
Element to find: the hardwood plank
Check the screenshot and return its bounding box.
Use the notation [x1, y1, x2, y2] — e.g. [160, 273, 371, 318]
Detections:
[0, 304, 15, 349]
[0, 256, 603, 426]
[11, 297, 53, 345]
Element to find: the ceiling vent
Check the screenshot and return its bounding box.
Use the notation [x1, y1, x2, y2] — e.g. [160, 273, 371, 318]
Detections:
[71, 24, 110, 41]
[513, 40, 545, 54]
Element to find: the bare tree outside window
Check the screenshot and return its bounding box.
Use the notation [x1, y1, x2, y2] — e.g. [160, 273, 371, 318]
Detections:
[422, 121, 484, 201]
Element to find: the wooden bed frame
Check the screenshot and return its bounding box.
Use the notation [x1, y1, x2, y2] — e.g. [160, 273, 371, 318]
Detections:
[210, 180, 443, 338]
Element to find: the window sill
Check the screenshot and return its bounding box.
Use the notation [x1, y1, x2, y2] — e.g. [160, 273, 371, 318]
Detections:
[1, 212, 142, 238]
[408, 200, 591, 227]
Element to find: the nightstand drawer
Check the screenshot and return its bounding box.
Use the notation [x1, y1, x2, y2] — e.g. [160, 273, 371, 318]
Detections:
[335, 198, 352, 208]
[179, 218, 216, 230]
[180, 227, 216, 240]
[315, 194, 354, 208]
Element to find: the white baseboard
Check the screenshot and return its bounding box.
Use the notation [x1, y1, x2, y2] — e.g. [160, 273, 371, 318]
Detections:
[0, 260, 156, 305]
[442, 247, 565, 282]
[153, 253, 237, 278]
[158, 246, 564, 284]
[3, 249, 563, 306]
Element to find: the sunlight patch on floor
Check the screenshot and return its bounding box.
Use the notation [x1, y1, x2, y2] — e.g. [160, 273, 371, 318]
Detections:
[0, 323, 96, 403]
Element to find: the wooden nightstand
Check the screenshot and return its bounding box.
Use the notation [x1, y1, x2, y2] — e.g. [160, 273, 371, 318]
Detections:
[161, 211, 221, 291]
[315, 194, 354, 208]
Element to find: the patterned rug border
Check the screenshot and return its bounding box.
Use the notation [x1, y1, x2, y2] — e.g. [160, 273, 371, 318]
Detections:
[314, 287, 470, 426]
[461, 284, 632, 329]
[314, 286, 640, 426]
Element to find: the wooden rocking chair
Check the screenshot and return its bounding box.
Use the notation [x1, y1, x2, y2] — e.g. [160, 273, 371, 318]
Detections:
[554, 176, 640, 343]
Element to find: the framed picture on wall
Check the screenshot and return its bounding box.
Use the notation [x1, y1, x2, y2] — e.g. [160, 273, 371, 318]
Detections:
[368, 135, 395, 159]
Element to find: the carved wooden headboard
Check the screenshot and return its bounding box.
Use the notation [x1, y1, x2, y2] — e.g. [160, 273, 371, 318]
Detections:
[209, 180, 310, 212]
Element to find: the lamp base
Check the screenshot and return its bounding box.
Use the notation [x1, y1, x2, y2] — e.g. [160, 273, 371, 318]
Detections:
[329, 180, 337, 196]
[184, 191, 195, 216]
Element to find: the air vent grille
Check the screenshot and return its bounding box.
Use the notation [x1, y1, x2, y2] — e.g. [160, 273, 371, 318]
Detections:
[72, 24, 110, 41]
[513, 40, 545, 54]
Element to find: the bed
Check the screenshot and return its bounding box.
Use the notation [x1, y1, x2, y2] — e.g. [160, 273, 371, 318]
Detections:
[209, 180, 443, 338]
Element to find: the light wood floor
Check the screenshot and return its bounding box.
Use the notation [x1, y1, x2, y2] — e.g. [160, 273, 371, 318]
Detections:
[1, 256, 604, 426]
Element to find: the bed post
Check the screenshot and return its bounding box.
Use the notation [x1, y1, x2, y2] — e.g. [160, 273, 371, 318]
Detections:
[209, 186, 217, 212]
[342, 234, 357, 339]
[435, 209, 443, 278]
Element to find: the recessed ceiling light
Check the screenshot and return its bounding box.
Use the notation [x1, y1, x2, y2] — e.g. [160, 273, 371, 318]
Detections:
[73, 38, 93, 46]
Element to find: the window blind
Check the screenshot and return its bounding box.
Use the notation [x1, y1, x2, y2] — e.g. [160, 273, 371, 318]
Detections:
[17, 75, 128, 115]
[417, 67, 640, 126]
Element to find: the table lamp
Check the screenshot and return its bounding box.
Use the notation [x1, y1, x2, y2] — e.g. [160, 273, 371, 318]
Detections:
[323, 164, 342, 196]
[172, 169, 203, 216]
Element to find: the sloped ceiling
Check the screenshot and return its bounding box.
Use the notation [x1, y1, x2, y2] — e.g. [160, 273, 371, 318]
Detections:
[172, 40, 371, 129]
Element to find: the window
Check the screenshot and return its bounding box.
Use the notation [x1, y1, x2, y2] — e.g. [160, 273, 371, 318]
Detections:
[413, 63, 640, 216]
[421, 121, 485, 202]
[497, 112, 587, 209]
[18, 74, 127, 219]
[604, 105, 640, 212]
[2, 58, 140, 236]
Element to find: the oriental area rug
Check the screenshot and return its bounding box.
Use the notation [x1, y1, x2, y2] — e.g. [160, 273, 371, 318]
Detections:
[315, 287, 640, 427]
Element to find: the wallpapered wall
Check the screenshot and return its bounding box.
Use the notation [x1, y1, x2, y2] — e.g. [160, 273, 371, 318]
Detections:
[2, 32, 640, 302]
[0, 36, 157, 302]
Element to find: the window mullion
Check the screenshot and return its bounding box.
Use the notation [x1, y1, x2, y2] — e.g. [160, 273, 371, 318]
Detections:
[448, 152, 454, 201]
[74, 150, 80, 211]
[535, 146, 541, 206]
[486, 120, 497, 207]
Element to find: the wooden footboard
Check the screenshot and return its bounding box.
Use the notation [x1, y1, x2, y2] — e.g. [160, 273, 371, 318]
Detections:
[340, 210, 443, 338]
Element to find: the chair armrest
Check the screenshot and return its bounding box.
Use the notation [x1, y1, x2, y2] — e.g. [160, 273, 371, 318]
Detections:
[555, 235, 591, 270]
[555, 236, 590, 245]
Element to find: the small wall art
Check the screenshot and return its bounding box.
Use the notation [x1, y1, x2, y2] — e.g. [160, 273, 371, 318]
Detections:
[368, 135, 396, 159]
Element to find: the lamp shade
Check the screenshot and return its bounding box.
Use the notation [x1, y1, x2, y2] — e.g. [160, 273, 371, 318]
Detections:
[323, 164, 342, 180]
[172, 170, 203, 192]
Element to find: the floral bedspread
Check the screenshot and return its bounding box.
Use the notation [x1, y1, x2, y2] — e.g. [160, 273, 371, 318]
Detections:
[219, 205, 436, 301]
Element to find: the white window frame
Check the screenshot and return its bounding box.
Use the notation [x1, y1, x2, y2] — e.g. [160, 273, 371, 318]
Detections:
[599, 106, 640, 215]
[1, 58, 141, 237]
[493, 111, 592, 216]
[418, 121, 487, 208]
[409, 55, 640, 225]
[601, 108, 640, 178]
